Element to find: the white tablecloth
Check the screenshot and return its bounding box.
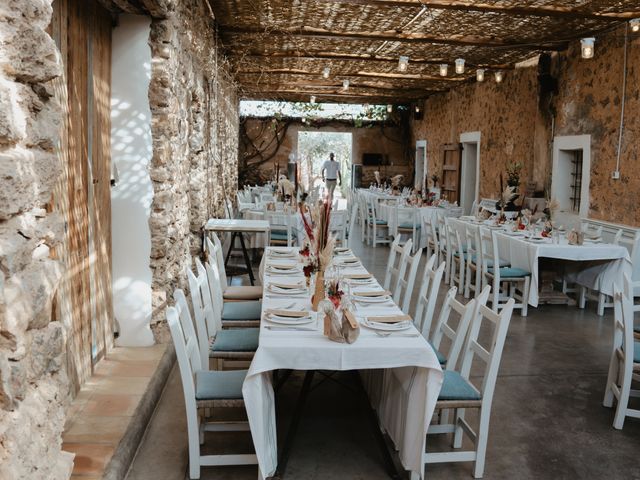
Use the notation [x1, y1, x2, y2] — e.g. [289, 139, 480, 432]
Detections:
[242, 247, 443, 479]
[448, 218, 632, 307]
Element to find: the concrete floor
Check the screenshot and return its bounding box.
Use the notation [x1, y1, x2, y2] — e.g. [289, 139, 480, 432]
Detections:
[126, 230, 640, 480]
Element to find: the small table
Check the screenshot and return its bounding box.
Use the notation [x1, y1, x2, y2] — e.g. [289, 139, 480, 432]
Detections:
[204, 219, 270, 285]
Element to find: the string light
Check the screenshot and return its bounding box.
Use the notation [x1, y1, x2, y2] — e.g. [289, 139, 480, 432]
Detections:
[310, 95, 316, 104]
[398, 55, 409, 72]
[455, 58, 465, 74]
[322, 67, 330, 78]
[494, 71, 504, 83]
[476, 69, 485, 82]
[581, 38, 595, 59]
[439, 64, 448, 77]
[630, 19, 640, 32]
[415, 105, 421, 114]
[387, 104, 393, 113]
[342, 79, 350, 91]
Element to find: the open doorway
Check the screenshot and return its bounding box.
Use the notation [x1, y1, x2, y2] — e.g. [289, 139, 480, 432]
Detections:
[415, 140, 427, 191]
[460, 131, 481, 215]
[552, 135, 591, 225]
[297, 131, 352, 201]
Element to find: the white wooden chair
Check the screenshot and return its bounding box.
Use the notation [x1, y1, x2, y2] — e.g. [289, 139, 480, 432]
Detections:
[437, 213, 451, 284]
[424, 297, 515, 479]
[423, 213, 441, 265]
[480, 227, 530, 316]
[346, 201, 359, 248]
[464, 225, 482, 299]
[166, 294, 257, 479]
[330, 210, 348, 247]
[448, 225, 466, 293]
[204, 251, 262, 328]
[205, 236, 262, 300]
[413, 255, 446, 338]
[394, 207, 421, 254]
[187, 259, 259, 370]
[395, 247, 423, 314]
[368, 198, 391, 248]
[383, 237, 412, 297]
[603, 274, 640, 429]
[265, 210, 294, 247]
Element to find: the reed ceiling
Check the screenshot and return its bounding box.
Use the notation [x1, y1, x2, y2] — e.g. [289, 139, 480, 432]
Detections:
[215, 1, 640, 103]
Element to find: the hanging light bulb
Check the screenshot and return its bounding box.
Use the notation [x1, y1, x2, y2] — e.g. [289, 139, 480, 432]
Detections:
[387, 104, 393, 113]
[581, 38, 595, 59]
[342, 79, 350, 91]
[415, 105, 421, 114]
[494, 71, 504, 83]
[455, 58, 465, 74]
[310, 95, 316, 104]
[398, 55, 409, 72]
[322, 67, 330, 78]
[476, 69, 485, 82]
[439, 64, 448, 77]
[630, 19, 640, 33]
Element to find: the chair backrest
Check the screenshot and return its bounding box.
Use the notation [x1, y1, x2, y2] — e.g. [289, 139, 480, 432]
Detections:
[383, 237, 412, 294]
[458, 297, 515, 407]
[478, 227, 495, 278]
[413, 254, 446, 337]
[330, 210, 348, 246]
[612, 275, 635, 378]
[431, 285, 491, 370]
[205, 234, 227, 287]
[395, 247, 423, 313]
[166, 301, 198, 421]
[347, 201, 359, 248]
[265, 211, 293, 246]
[203, 249, 225, 318]
[465, 225, 481, 270]
[260, 192, 275, 202]
[423, 213, 439, 250]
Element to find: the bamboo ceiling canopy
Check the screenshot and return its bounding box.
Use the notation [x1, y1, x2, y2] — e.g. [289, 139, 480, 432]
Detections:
[209, 0, 639, 104]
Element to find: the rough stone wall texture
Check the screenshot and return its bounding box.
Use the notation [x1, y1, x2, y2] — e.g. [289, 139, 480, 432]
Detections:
[553, 32, 640, 225]
[0, 0, 72, 478]
[240, 118, 412, 185]
[411, 28, 640, 226]
[148, 0, 239, 339]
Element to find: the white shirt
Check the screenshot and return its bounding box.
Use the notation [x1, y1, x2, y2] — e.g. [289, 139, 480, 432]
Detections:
[322, 160, 340, 180]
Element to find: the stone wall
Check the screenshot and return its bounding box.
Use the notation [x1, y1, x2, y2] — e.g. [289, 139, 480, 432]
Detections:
[0, 0, 72, 478]
[411, 27, 640, 226]
[239, 118, 412, 187]
[147, 0, 239, 339]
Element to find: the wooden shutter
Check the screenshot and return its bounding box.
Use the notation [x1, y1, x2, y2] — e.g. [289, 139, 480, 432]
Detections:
[441, 143, 462, 203]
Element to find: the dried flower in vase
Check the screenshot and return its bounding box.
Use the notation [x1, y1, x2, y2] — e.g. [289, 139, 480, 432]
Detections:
[326, 278, 344, 308]
[374, 170, 381, 186]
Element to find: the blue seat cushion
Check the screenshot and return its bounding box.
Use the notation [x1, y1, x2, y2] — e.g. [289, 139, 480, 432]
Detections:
[428, 341, 446, 365]
[634, 341, 640, 363]
[271, 231, 296, 240]
[493, 267, 531, 278]
[398, 223, 421, 230]
[195, 369, 246, 400]
[375, 219, 388, 225]
[211, 328, 260, 352]
[471, 255, 509, 267]
[222, 300, 262, 320]
[438, 370, 481, 401]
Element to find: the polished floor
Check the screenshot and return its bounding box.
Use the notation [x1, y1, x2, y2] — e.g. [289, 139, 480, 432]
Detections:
[126, 229, 640, 480]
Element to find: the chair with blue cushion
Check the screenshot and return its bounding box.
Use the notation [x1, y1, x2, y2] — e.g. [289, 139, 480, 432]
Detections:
[383, 237, 412, 298]
[423, 214, 441, 265]
[447, 225, 466, 293]
[369, 197, 391, 248]
[395, 207, 421, 254]
[265, 210, 294, 247]
[186, 260, 259, 370]
[603, 274, 640, 429]
[413, 254, 446, 338]
[166, 299, 257, 479]
[203, 253, 262, 328]
[423, 297, 515, 479]
[480, 227, 530, 317]
[395, 247, 423, 314]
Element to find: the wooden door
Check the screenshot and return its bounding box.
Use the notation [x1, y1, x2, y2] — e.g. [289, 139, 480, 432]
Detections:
[441, 143, 462, 203]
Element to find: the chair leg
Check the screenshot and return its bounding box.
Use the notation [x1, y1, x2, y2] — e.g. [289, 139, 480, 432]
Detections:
[521, 277, 530, 317]
[597, 292, 606, 316]
[473, 406, 490, 479]
[453, 408, 465, 448]
[603, 351, 619, 408]
[613, 369, 631, 430]
[578, 286, 587, 309]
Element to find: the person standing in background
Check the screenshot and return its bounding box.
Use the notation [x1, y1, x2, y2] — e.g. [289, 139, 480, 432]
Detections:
[321, 152, 341, 200]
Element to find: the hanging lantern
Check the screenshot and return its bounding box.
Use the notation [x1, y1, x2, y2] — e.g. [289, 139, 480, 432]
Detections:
[387, 104, 393, 113]
[342, 79, 350, 90]
[455, 58, 465, 74]
[494, 71, 504, 83]
[439, 64, 448, 77]
[476, 69, 485, 82]
[581, 38, 595, 59]
[631, 19, 640, 32]
[398, 56, 409, 72]
[310, 95, 316, 104]
[322, 67, 330, 78]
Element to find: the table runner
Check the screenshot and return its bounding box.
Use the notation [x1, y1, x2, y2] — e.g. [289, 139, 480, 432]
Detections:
[448, 218, 631, 307]
[242, 247, 443, 479]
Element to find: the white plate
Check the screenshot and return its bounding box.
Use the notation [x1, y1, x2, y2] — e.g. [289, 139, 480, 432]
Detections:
[267, 285, 307, 295]
[267, 266, 301, 273]
[527, 237, 548, 243]
[353, 295, 392, 304]
[269, 250, 296, 257]
[362, 320, 413, 332]
[265, 315, 314, 325]
[503, 230, 525, 236]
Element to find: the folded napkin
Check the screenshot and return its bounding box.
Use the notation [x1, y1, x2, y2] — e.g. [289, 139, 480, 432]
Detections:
[269, 281, 305, 289]
[269, 263, 298, 270]
[366, 314, 412, 324]
[344, 273, 373, 280]
[265, 309, 309, 318]
[353, 290, 390, 297]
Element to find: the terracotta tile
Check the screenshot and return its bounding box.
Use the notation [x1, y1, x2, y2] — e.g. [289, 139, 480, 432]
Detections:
[63, 415, 130, 444]
[63, 443, 114, 476]
[83, 393, 142, 416]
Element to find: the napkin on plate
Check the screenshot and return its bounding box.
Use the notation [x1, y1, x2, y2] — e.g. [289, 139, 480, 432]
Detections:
[269, 281, 305, 289]
[366, 314, 412, 324]
[265, 309, 309, 318]
[344, 273, 373, 280]
[353, 290, 390, 297]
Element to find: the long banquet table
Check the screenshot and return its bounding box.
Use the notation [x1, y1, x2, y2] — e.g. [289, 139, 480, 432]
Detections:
[242, 247, 443, 479]
[448, 217, 632, 307]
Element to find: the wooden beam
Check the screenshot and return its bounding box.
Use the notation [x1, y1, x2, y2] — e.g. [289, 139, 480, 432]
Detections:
[235, 68, 465, 82]
[315, 0, 640, 21]
[235, 52, 515, 70]
[239, 88, 430, 100]
[222, 26, 568, 50]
